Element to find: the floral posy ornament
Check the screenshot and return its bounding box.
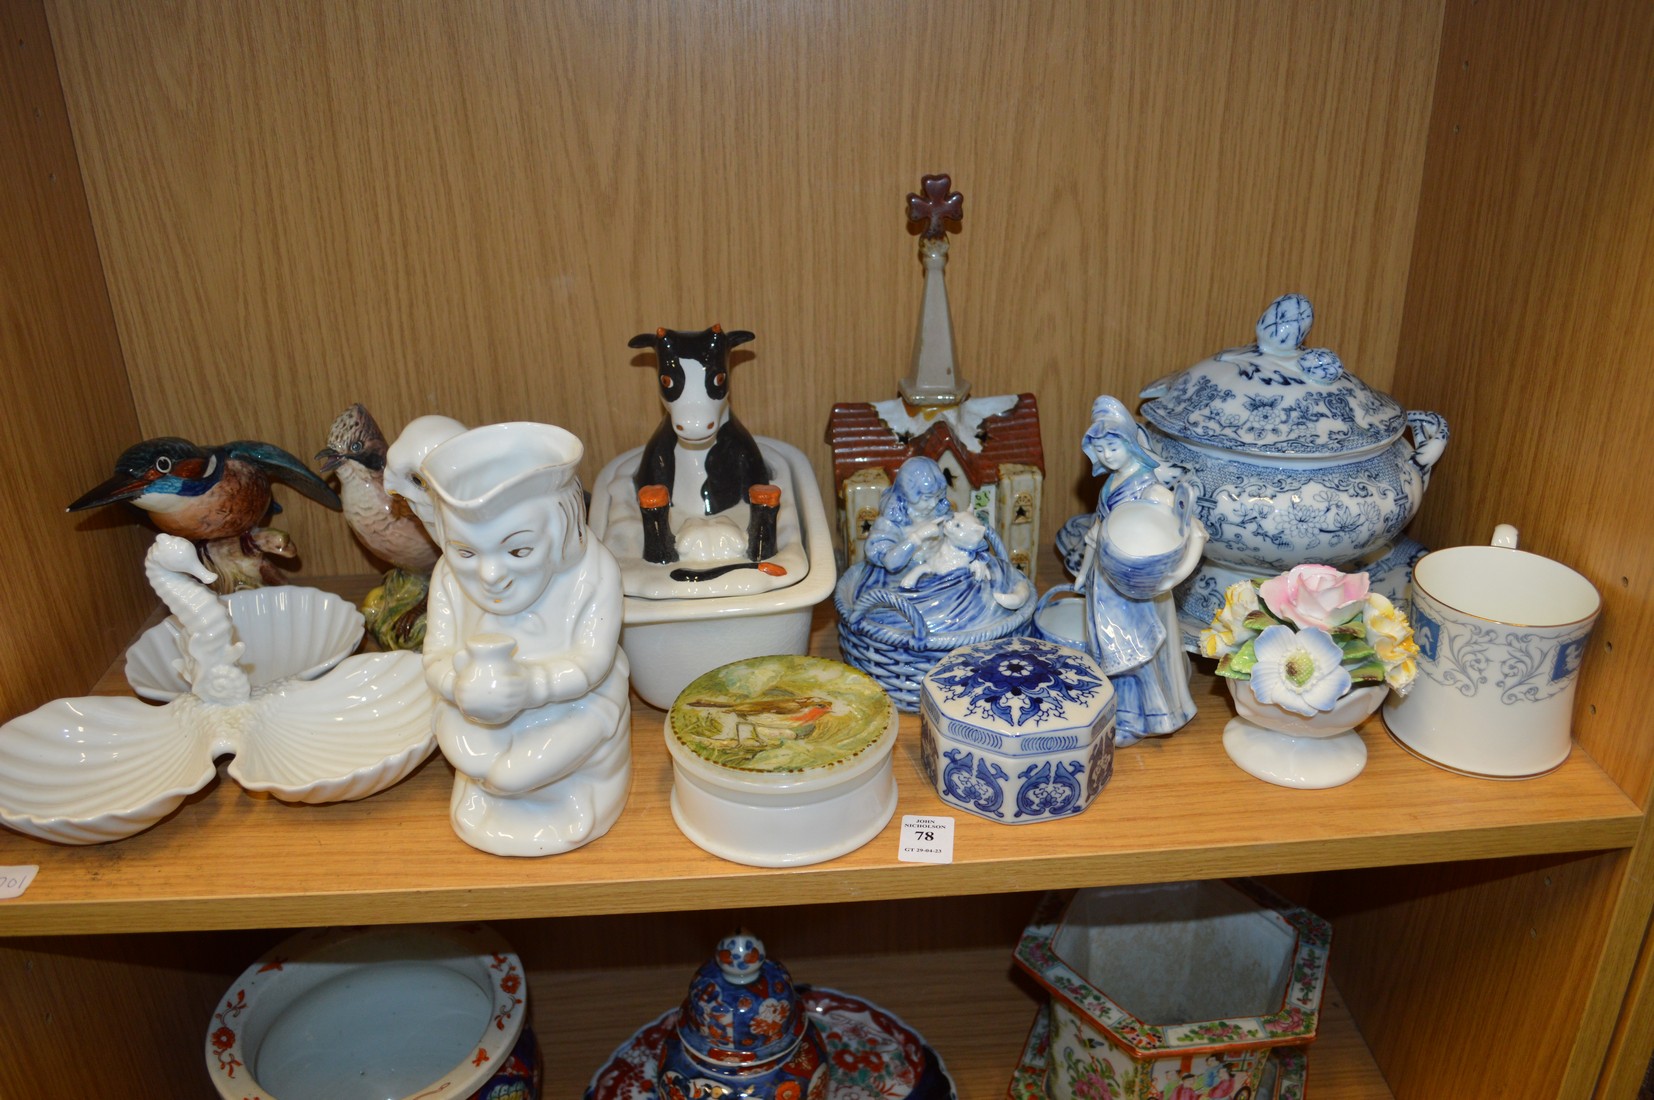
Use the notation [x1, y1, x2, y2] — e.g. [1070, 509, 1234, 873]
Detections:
[1205, 564, 1417, 788]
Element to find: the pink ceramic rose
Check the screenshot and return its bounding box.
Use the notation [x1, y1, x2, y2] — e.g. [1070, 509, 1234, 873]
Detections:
[1258, 564, 1370, 630]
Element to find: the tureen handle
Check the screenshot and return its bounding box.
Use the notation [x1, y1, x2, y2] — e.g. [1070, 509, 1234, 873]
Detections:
[1405, 410, 1451, 486]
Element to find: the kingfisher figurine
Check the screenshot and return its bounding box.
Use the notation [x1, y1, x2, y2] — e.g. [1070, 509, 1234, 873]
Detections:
[316, 404, 441, 650]
[68, 436, 340, 592]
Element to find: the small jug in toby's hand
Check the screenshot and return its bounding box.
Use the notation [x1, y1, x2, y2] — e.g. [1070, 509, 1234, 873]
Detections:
[658, 933, 829, 1099]
[1383, 525, 1600, 778]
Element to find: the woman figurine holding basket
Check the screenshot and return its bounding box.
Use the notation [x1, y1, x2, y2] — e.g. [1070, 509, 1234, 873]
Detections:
[1075, 396, 1207, 743]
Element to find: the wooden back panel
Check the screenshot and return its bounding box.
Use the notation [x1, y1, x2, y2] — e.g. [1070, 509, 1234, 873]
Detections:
[1337, 2, 1654, 1096]
[0, 1, 150, 719]
[45, 0, 1442, 579]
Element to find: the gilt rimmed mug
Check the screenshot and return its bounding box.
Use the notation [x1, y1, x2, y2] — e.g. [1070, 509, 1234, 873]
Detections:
[1383, 525, 1599, 778]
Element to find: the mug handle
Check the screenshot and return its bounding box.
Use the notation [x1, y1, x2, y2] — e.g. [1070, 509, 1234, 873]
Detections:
[1492, 524, 1519, 549]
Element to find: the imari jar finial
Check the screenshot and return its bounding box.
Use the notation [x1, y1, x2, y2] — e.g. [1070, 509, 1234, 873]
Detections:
[658, 933, 830, 1099]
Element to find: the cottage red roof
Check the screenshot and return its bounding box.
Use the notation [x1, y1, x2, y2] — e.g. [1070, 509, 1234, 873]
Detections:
[826, 393, 1043, 489]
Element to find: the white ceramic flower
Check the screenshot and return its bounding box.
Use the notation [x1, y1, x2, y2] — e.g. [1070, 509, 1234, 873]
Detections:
[1248, 625, 1353, 717]
[1201, 581, 1263, 658]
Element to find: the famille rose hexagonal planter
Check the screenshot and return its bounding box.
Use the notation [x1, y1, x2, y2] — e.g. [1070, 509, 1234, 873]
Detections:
[1013, 881, 1330, 1100]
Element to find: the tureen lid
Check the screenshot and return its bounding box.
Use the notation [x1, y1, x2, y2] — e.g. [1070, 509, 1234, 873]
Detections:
[675, 933, 811, 1070]
[1138, 294, 1406, 458]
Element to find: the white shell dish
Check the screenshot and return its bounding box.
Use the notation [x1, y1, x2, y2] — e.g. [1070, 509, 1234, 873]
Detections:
[0, 695, 220, 844]
[126, 584, 364, 702]
[0, 535, 435, 845]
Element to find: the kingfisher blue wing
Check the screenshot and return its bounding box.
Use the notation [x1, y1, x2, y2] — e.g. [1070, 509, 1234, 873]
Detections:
[224, 440, 342, 510]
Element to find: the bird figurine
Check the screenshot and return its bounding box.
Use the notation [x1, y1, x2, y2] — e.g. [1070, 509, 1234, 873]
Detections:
[68, 436, 340, 592]
[315, 404, 439, 573]
[317, 404, 443, 651]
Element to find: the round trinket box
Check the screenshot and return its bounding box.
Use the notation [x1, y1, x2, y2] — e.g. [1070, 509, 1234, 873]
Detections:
[919, 637, 1116, 824]
[658, 932, 830, 1099]
[666, 655, 899, 867]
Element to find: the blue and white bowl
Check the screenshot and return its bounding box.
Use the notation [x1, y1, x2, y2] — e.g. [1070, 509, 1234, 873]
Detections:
[918, 637, 1115, 824]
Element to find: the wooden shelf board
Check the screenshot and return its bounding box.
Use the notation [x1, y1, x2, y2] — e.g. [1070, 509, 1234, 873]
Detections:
[0, 577, 1638, 937]
[543, 949, 1391, 1099]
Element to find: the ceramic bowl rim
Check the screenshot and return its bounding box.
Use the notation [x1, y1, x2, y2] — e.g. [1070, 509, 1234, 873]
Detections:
[205, 923, 526, 1100]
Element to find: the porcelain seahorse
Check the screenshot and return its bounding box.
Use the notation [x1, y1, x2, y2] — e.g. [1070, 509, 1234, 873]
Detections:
[145, 534, 249, 706]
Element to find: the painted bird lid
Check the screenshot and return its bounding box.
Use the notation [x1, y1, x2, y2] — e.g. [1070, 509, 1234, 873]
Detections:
[1137, 294, 1406, 458]
[674, 933, 811, 1070]
[668, 655, 895, 776]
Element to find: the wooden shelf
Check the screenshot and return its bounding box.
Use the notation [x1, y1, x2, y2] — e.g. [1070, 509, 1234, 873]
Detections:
[0, 580, 1637, 937]
[544, 949, 1391, 1099]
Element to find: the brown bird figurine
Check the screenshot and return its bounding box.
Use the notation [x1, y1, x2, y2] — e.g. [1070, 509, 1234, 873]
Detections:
[317, 404, 441, 650]
[316, 404, 439, 574]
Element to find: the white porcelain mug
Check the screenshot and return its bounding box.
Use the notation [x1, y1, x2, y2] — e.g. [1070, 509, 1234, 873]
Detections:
[1383, 525, 1600, 778]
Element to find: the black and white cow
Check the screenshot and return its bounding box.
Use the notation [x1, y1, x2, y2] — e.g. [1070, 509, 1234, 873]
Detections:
[629, 325, 770, 516]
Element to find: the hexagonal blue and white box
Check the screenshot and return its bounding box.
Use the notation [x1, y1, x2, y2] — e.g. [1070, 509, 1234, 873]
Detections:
[918, 637, 1116, 824]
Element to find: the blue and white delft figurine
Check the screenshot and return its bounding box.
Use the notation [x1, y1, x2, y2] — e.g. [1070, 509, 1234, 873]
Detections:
[658, 933, 829, 1100]
[1058, 397, 1207, 745]
[835, 456, 1033, 711]
[417, 421, 632, 858]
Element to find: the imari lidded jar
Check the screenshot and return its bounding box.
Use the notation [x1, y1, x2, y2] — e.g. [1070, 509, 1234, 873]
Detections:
[1137, 294, 1448, 576]
[1013, 881, 1330, 1100]
[658, 933, 829, 1100]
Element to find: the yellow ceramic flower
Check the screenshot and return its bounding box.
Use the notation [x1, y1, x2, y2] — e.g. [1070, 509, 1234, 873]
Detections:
[1385, 653, 1418, 694]
[1363, 592, 1418, 692]
[1201, 581, 1261, 658]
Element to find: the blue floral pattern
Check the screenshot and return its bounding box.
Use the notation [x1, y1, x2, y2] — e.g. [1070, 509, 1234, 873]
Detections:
[1152, 433, 1422, 571]
[1013, 760, 1083, 819]
[1143, 359, 1403, 456]
[1415, 595, 1594, 698]
[1413, 595, 1595, 703]
[941, 748, 1008, 817]
[928, 637, 1109, 728]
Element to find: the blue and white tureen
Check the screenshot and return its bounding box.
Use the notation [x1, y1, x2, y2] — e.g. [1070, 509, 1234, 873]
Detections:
[1096, 294, 1449, 642]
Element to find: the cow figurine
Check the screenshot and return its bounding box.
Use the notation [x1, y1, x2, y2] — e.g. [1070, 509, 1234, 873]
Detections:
[629, 325, 779, 566]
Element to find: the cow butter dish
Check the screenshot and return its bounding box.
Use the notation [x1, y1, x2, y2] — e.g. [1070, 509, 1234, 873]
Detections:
[0, 535, 433, 844]
[590, 325, 835, 709]
[587, 932, 956, 1100]
[415, 421, 632, 858]
[665, 655, 898, 867]
[919, 637, 1116, 823]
